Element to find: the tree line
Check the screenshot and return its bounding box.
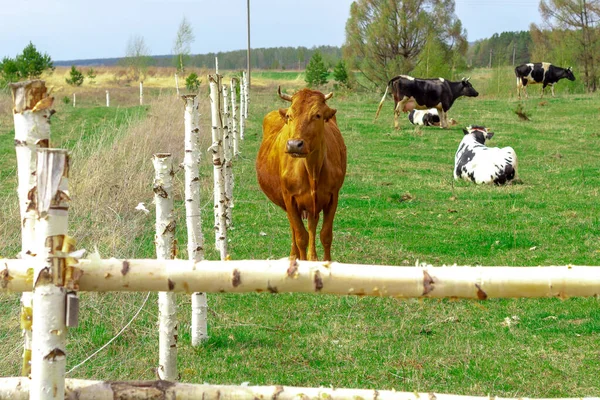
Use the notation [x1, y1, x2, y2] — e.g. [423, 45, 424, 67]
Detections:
[3, 0, 599, 92]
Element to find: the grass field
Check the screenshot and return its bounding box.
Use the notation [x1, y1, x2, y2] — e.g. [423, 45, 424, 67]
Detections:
[0, 67, 599, 397]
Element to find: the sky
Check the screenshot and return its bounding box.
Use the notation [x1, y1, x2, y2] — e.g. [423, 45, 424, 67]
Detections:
[0, 0, 544, 61]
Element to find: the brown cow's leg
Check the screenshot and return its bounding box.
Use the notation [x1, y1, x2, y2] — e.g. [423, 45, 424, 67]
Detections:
[289, 229, 299, 259]
[284, 201, 309, 260]
[320, 195, 339, 261]
[307, 213, 319, 261]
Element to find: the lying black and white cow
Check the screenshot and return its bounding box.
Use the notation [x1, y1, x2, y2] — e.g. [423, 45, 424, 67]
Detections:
[515, 62, 575, 98]
[408, 108, 440, 126]
[375, 75, 479, 129]
[454, 126, 518, 185]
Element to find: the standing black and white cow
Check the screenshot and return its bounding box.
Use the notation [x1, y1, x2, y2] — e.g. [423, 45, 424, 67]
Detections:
[515, 62, 575, 98]
[375, 75, 479, 129]
[454, 126, 518, 185]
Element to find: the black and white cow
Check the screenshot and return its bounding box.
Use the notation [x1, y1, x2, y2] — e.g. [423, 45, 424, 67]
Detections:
[515, 62, 575, 98]
[408, 108, 440, 126]
[375, 75, 479, 129]
[454, 126, 518, 185]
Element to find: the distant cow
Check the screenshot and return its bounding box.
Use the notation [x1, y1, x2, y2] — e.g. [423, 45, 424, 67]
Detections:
[515, 62, 575, 98]
[375, 75, 479, 129]
[454, 126, 518, 185]
[256, 87, 347, 261]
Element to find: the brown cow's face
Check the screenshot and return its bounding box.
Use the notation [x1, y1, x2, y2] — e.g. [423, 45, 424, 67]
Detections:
[279, 91, 336, 158]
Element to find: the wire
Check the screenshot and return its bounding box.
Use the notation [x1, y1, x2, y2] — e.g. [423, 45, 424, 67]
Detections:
[65, 292, 151, 375]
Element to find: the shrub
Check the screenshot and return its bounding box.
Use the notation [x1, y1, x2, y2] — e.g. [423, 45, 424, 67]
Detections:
[66, 65, 84, 86]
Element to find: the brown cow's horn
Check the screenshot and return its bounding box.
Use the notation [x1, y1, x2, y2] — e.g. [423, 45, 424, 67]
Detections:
[324, 92, 334, 100]
[278, 86, 293, 102]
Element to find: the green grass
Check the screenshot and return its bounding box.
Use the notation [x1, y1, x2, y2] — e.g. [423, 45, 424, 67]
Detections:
[1, 70, 599, 397]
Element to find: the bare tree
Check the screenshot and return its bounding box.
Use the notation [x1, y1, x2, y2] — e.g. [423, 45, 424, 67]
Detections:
[538, 0, 600, 91]
[173, 17, 195, 74]
[125, 34, 151, 81]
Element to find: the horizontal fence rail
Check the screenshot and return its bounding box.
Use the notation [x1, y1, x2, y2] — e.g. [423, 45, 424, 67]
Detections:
[0, 378, 598, 400]
[2, 259, 599, 299]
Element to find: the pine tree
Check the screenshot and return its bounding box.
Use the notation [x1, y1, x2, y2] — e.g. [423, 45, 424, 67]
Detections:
[333, 60, 350, 88]
[305, 51, 329, 87]
[65, 65, 84, 86]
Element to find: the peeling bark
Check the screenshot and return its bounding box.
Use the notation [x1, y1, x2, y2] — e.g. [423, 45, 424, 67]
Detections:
[31, 149, 69, 400]
[10, 80, 53, 377]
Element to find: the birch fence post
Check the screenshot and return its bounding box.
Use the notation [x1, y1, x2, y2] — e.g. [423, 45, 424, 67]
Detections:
[208, 75, 227, 260]
[10, 80, 53, 377]
[30, 148, 70, 400]
[106, 90, 110, 107]
[215, 57, 219, 75]
[175, 74, 180, 96]
[230, 78, 240, 157]
[140, 81, 144, 105]
[221, 84, 234, 227]
[182, 95, 209, 346]
[242, 71, 249, 119]
[153, 153, 178, 380]
[239, 78, 245, 141]
[73, 93, 76, 107]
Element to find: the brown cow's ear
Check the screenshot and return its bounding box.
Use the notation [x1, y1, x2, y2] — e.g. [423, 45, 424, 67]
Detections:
[324, 107, 337, 122]
[279, 108, 289, 122]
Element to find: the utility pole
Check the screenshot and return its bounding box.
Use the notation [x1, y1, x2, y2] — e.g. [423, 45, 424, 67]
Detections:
[488, 49, 493, 68]
[246, 0, 251, 88]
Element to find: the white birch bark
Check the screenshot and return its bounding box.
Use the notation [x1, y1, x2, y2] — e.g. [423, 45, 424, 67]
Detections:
[215, 57, 219, 74]
[140, 81, 144, 105]
[175, 74, 180, 96]
[0, 377, 597, 400]
[221, 84, 234, 227]
[182, 95, 209, 346]
[208, 75, 227, 260]
[31, 149, 69, 400]
[10, 80, 53, 377]
[242, 71, 249, 119]
[105, 90, 110, 107]
[153, 153, 178, 381]
[230, 78, 240, 157]
[239, 78, 245, 140]
[72, 93, 76, 107]
[5, 260, 600, 300]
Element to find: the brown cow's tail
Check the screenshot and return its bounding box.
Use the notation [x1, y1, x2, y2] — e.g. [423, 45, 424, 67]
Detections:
[374, 85, 390, 121]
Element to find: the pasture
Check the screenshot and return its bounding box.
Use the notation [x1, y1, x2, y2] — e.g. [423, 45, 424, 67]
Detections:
[0, 67, 599, 397]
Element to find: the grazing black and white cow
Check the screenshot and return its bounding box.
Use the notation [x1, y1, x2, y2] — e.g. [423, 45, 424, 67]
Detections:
[515, 62, 575, 98]
[375, 75, 479, 129]
[454, 126, 518, 185]
[408, 108, 440, 126]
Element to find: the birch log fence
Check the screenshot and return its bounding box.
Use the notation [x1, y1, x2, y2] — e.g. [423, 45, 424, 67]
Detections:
[4, 79, 599, 400]
[153, 153, 178, 380]
[182, 94, 209, 346]
[11, 80, 53, 377]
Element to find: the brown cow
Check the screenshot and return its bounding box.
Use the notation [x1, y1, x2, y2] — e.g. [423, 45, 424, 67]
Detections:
[256, 87, 347, 261]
